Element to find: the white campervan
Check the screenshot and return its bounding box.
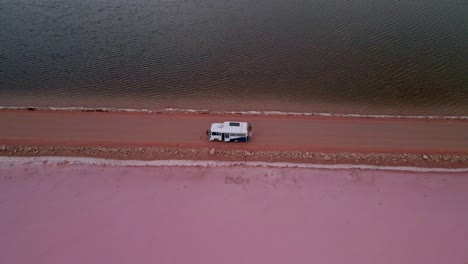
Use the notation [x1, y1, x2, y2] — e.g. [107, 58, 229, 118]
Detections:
[206, 121, 252, 142]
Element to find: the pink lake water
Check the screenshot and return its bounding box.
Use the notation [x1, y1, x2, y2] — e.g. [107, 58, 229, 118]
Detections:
[1, 160, 467, 264]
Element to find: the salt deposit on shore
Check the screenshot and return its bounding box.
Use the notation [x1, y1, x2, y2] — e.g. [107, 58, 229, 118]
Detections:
[1, 144, 467, 168]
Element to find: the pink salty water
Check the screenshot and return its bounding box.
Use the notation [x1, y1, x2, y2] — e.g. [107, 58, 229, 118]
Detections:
[1, 162, 468, 264]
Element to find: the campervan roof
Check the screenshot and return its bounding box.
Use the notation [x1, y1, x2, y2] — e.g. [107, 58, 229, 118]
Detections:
[210, 121, 248, 134]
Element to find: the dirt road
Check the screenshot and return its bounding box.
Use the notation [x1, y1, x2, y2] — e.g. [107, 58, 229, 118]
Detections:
[1, 110, 467, 154]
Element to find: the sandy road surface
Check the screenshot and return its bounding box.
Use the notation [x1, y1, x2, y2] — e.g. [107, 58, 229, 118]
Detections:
[1, 110, 467, 154]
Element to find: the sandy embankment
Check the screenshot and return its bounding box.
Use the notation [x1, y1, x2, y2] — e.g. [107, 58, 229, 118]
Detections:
[1, 109, 467, 168]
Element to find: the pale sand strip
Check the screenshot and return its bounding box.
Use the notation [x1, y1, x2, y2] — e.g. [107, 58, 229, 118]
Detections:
[2, 156, 468, 172]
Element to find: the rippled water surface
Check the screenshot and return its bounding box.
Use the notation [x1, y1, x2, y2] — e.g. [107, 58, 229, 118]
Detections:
[1, 0, 467, 115]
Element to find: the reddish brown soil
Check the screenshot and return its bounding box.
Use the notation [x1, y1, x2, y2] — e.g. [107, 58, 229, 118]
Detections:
[1, 109, 467, 168]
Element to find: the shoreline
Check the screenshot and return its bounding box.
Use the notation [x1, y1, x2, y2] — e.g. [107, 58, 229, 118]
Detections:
[1, 144, 467, 169]
[2, 155, 468, 172]
[2, 106, 468, 120]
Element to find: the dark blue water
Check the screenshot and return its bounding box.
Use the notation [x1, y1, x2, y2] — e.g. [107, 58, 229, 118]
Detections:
[1, 0, 467, 115]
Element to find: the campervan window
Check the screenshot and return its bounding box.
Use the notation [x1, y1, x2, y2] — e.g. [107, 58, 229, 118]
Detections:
[231, 133, 246, 137]
[229, 122, 240, 127]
